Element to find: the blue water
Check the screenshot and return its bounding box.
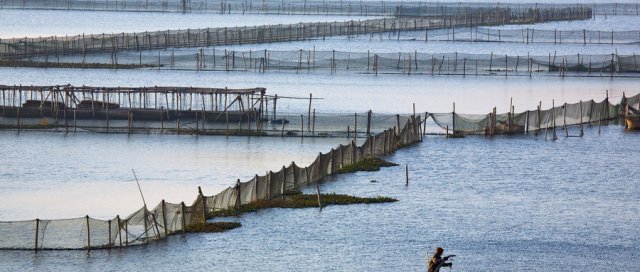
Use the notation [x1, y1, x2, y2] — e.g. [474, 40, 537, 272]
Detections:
[1, 3, 640, 271]
[0, 131, 347, 220]
[1, 126, 638, 271]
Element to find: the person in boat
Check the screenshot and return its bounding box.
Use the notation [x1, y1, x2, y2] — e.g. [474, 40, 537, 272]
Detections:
[427, 247, 452, 272]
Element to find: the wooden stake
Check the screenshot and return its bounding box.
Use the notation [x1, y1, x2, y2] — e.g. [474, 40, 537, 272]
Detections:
[316, 184, 322, 210]
[307, 93, 312, 130]
[405, 164, 409, 186]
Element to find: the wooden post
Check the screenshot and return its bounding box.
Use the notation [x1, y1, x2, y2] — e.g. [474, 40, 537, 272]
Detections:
[86, 215, 91, 251]
[161, 200, 168, 236]
[452, 103, 456, 134]
[354, 113, 357, 141]
[307, 93, 312, 130]
[316, 184, 322, 210]
[199, 186, 206, 224]
[552, 99, 557, 141]
[34, 219, 39, 251]
[564, 103, 568, 137]
[235, 179, 241, 210]
[117, 215, 122, 247]
[537, 102, 542, 132]
[505, 54, 508, 77]
[300, 115, 304, 140]
[180, 202, 186, 233]
[579, 100, 584, 137]
[272, 94, 277, 121]
[366, 110, 372, 136]
[405, 164, 409, 186]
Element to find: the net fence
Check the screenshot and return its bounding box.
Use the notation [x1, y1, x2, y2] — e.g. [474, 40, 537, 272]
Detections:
[0, 7, 591, 59]
[0, 0, 612, 16]
[12, 49, 639, 76]
[428, 92, 640, 136]
[0, 85, 416, 136]
[0, 113, 422, 250]
[427, 27, 640, 45]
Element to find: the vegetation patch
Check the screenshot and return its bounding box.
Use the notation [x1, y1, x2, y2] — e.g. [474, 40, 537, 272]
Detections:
[335, 157, 398, 174]
[446, 133, 466, 138]
[208, 190, 397, 218]
[186, 222, 242, 233]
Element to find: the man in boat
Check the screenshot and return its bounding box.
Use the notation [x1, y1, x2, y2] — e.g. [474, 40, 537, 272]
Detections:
[427, 247, 453, 272]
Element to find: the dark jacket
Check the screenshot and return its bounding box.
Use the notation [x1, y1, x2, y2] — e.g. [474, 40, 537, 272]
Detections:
[428, 253, 452, 272]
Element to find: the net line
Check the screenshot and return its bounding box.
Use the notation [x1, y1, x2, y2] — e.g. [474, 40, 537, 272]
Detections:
[428, 92, 640, 136]
[0, 8, 591, 59]
[12, 49, 639, 76]
[0, 113, 423, 250]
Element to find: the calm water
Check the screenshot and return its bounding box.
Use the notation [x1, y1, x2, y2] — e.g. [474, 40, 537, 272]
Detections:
[1, 4, 639, 271]
[1, 126, 638, 271]
[0, 9, 376, 38]
[218, 15, 640, 55]
[1, 67, 638, 114]
[0, 132, 347, 220]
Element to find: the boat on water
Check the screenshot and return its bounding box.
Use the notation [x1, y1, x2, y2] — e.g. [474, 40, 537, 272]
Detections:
[625, 117, 640, 129]
[625, 105, 640, 130]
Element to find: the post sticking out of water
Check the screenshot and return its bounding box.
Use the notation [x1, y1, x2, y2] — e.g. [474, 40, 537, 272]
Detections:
[316, 184, 322, 210]
[308, 93, 312, 131]
[34, 219, 39, 251]
[405, 164, 409, 186]
[235, 179, 241, 211]
[366, 110, 372, 136]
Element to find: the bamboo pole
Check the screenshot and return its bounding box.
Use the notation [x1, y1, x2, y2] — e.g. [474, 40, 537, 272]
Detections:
[86, 215, 91, 251]
[180, 202, 186, 233]
[405, 164, 409, 186]
[34, 219, 39, 251]
[307, 93, 312, 130]
[161, 200, 168, 236]
[316, 184, 322, 210]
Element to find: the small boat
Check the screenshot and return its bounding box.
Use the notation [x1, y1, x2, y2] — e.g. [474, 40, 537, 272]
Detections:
[625, 117, 640, 129]
[624, 105, 640, 129]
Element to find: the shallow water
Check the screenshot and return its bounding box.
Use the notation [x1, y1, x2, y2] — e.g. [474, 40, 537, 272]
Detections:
[1, 126, 638, 271]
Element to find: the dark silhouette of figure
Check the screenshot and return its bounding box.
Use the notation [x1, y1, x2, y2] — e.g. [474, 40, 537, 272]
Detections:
[428, 247, 452, 272]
